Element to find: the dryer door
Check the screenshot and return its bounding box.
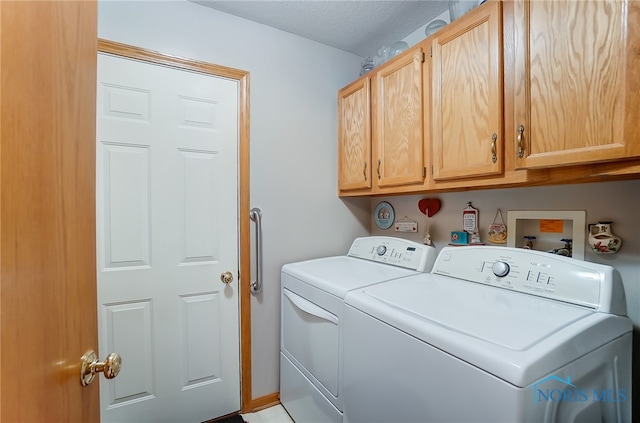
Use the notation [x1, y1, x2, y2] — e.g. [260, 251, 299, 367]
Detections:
[281, 288, 339, 397]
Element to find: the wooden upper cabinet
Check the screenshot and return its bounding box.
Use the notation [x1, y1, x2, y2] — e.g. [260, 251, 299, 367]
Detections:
[513, 0, 640, 169]
[372, 46, 426, 189]
[338, 77, 371, 192]
[431, 1, 503, 181]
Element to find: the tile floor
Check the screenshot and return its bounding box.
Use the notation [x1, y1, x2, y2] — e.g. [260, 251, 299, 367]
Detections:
[241, 404, 294, 423]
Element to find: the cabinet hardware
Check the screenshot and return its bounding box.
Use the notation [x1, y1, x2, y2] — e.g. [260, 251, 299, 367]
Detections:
[423, 167, 427, 177]
[491, 133, 498, 163]
[363, 162, 367, 181]
[517, 125, 525, 158]
[421, 51, 425, 62]
[377, 159, 381, 180]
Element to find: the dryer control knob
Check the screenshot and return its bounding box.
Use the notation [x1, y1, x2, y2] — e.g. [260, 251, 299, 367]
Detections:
[492, 261, 510, 277]
[376, 245, 387, 256]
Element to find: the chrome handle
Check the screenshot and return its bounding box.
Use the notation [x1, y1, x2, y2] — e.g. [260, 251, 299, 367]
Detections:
[491, 133, 497, 163]
[376, 159, 381, 180]
[250, 207, 263, 294]
[220, 271, 233, 284]
[81, 350, 121, 386]
[363, 162, 367, 181]
[517, 125, 525, 158]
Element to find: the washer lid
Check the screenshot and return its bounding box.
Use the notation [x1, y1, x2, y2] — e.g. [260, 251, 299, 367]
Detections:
[347, 274, 632, 386]
[363, 275, 592, 350]
[282, 256, 418, 299]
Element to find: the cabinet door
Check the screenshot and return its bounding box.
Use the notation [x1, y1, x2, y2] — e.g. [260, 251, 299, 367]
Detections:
[432, 1, 503, 181]
[338, 77, 371, 192]
[514, 0, 640, 169]
[372, 47, 425, 188]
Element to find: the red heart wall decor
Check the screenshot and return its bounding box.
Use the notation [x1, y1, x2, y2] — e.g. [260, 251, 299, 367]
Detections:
[418, 198, 441, 217]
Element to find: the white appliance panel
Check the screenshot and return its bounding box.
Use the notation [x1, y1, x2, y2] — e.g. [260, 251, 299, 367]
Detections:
[347, 236, 437, 271]
[343, 305, 632, 423]
[281, 256, 419, 299]
[343, 305, 526, 423]
[347, 275, 631, 387]
[281, 354, 341, 423]
[282, 288, 339, 396]
[432, 246, 627, 314]
[360, 274, 592, 350]
[281, 272, 344, 410]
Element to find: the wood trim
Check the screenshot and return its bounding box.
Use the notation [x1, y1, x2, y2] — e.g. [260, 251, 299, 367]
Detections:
[0, 3, 4, 418]
[97, 39, 253, 414]
[250, 392, 281, 412]
[98, 39, 248, 80]
[237, 66, 253, 415]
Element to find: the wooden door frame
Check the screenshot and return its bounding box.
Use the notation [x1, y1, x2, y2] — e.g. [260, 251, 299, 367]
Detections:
[97, 39, 253, 414]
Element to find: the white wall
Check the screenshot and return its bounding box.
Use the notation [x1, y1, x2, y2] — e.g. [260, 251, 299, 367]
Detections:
[371, 179, 640, 407]
[98, 0, 370, 399]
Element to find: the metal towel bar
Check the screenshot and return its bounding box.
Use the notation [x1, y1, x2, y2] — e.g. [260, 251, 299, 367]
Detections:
[250, 207, 263, 294]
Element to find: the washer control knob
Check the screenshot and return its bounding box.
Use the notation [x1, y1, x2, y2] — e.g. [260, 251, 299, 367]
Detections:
[376, 245, 387, 256]
[492, 261, 510, 277]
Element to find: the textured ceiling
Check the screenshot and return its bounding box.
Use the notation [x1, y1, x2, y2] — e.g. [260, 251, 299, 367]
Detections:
[191, 1, 449, 57]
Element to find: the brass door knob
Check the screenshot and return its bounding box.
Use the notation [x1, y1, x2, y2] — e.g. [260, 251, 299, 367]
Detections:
[220, 271, 234, 284]
[81, 350, 122, 386]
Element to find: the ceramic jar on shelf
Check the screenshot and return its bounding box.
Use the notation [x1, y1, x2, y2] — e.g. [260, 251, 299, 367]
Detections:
[588, 221, 622, 254]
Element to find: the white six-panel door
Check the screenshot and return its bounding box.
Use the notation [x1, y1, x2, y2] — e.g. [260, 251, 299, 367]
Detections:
[96, 53, 240, 422]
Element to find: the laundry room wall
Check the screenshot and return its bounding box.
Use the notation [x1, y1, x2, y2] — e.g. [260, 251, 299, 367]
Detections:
[371, 179, 640, 410]
[98, 0, 370, 402]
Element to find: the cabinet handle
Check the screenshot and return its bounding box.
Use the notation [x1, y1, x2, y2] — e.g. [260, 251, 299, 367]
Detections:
[491, 133, 497, 164]
[517, 125, 525, 158]
[363, 162, 367, 181]
[376, 159, 381, 180]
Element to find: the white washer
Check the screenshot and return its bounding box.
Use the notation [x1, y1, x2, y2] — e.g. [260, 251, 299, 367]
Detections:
[344, 246, 632, 423]
[280, 236, 438, 423]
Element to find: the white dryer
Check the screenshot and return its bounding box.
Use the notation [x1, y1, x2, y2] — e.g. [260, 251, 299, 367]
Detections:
[343, 246, 632, 423]
[280, 236, 438, 423]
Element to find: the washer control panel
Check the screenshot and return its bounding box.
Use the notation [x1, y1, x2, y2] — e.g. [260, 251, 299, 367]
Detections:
[432, 246, 614, 310]
[348, 236, 437, 272]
